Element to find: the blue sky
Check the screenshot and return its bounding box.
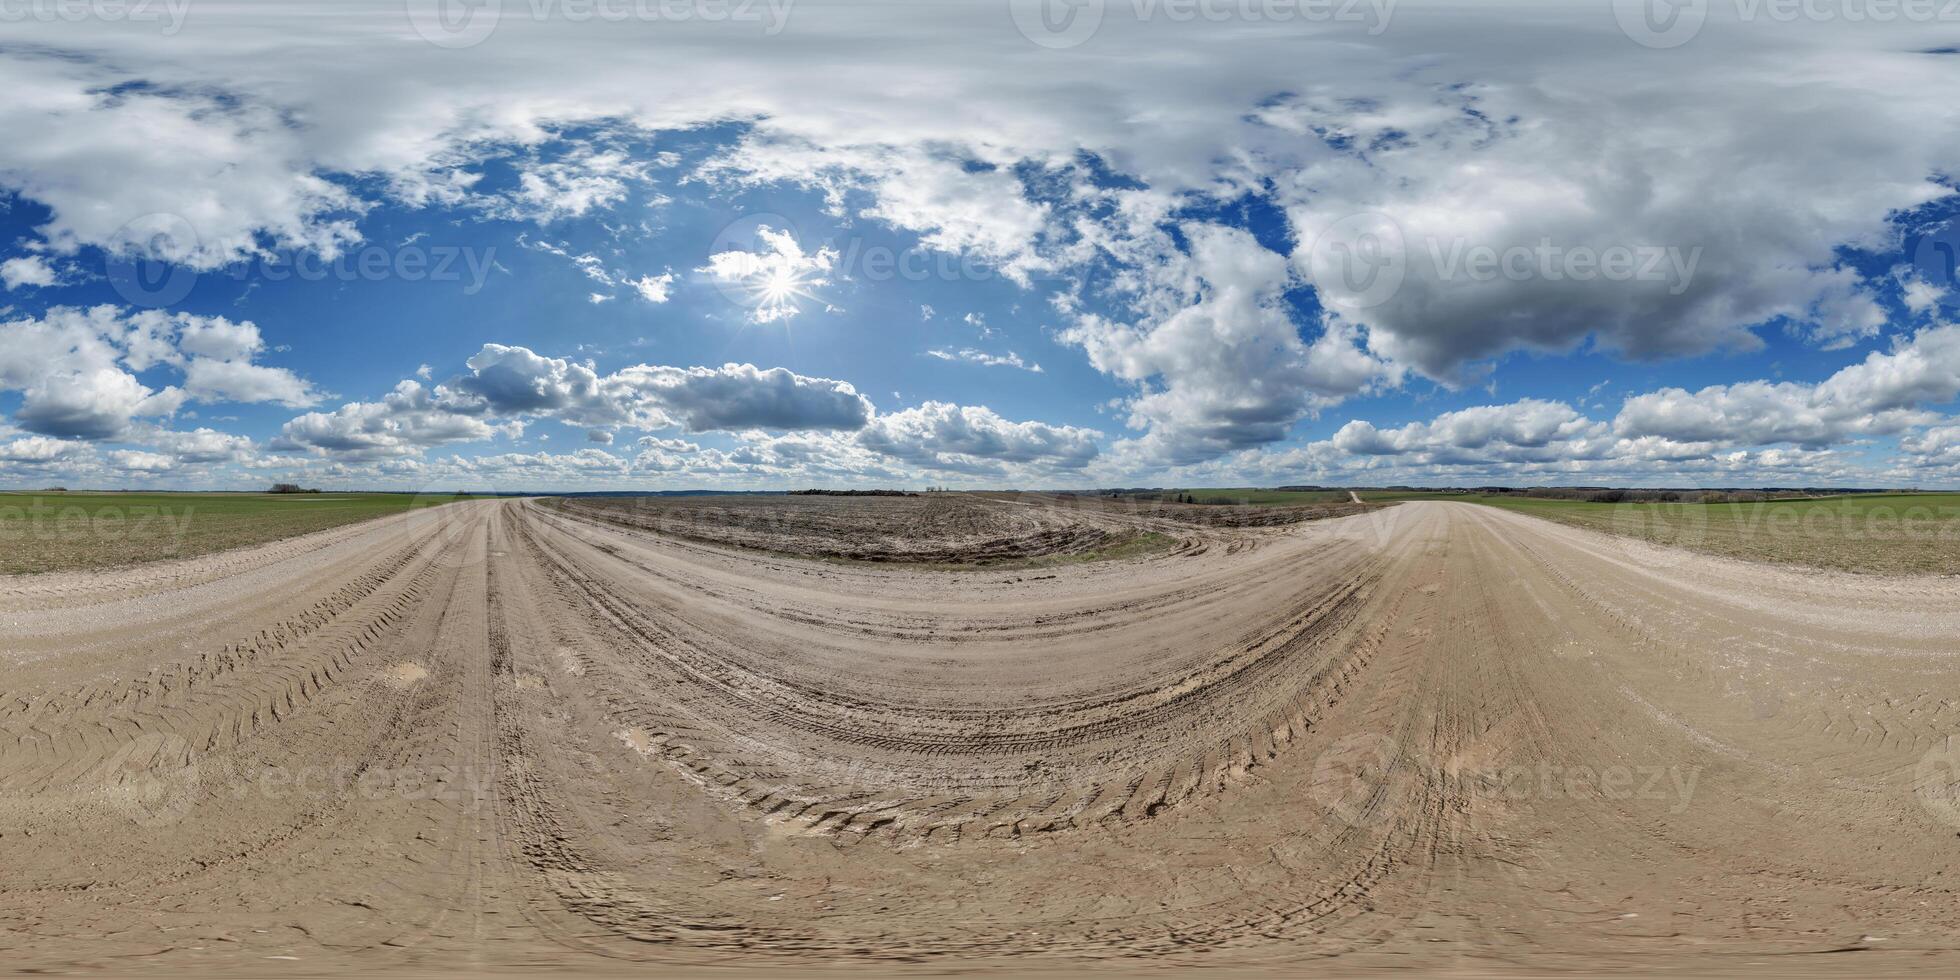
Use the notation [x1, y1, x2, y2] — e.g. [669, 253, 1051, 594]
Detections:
[2, 2, 1959, 490]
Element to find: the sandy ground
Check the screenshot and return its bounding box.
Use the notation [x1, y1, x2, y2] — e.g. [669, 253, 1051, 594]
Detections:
[2, 498, 1958, 976]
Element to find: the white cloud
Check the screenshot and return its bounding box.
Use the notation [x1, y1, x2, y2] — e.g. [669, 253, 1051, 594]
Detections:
[181, 357, 319, 408]
[925, 348, 1043, 373]
[629, 271, 674, 303]
[486, 145, 650, 224]
[1613, 323, 1960, 449]
[107, 450, 179, 473]
[137, 425, 257, 464]
[1, 255, 57, 290]
[274, 380, 502, 461]
[276, 346, 876, 463]
[858, 402, 1100, 473]
[1902, 276, 1949, 316]
[1063, 224, 1397, 466]
[0, 306, 189, 439]
[0, 435, 75, 463]
[1332, 400, 1614, 464]
[611, 362, 873, 433]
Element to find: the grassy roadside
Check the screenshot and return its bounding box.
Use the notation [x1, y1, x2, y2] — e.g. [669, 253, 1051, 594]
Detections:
[0, 492, 473, 575]
[1359, 491, 1960, 575]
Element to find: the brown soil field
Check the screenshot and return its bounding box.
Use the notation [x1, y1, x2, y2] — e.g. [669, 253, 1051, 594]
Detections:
[545, 491, 1377, 566]
[2, 498, 1958, 976]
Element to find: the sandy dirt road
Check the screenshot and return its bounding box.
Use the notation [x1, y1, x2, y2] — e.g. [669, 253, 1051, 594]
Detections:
[2, 498, 1958, 975]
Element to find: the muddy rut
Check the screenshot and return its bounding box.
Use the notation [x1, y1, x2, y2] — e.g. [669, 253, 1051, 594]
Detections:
[2, 499, 1957, 975]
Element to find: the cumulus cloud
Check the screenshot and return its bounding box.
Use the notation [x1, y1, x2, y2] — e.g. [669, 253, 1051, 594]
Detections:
[275, 346, 874, 462]
[1063, 224, 1397, 466]
[274, 380, 503, 461]
[0, 435, 75, 463]
[611, 362, 873, 433]
[858, 402, 1101, 473]
[135, 425, 257, 464]
[1613, 323, 1960, 449]
[629, 271, 675, 303]
[1332, 400, 1614, 464]
[1, 306, 185, 439]
[486, 144, 650, 223]
[0, 306, 319, 441]
[107, 450, 179, 473]
[1, 255, 58, 290]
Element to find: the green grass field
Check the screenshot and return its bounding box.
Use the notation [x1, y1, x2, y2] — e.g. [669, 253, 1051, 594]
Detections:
[1371, 491, 1960, 575]
[0, 492, 472, 575]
